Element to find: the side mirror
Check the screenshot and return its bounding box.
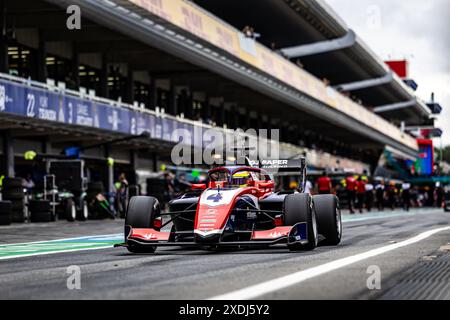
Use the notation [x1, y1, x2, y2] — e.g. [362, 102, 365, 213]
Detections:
[258, 181, 274, 189]
[191, 183, 207, 190]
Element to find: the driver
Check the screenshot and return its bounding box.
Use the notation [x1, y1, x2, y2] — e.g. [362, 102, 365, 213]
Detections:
[232, 171, 251, 187]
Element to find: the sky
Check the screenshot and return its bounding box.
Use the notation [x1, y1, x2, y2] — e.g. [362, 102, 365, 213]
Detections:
[325, 0, 450, 147]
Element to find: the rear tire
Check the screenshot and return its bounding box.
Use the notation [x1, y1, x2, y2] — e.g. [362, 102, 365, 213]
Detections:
[125, 196, 159, 253]
[314, 195, 342, 245]
[284, 193, 318, 251]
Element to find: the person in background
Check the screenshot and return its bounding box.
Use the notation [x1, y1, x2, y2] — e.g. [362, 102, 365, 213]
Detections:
[346, 173, 357, 214]
[317, 171, 332, 194]
[365, 179, 374, 212]
[424, 187, 430, 206]
[289, 181, 299, 191]
[387, 182, 397, 210]
[410, 186, 419, 208]
[175, 173, 192, 195]
[118, 173, 128, 187]
[401, 180, 411, 211]
[163, 172, 175, 208]
[435, 182, 444, 208]
[21, 174, 35, 193]
[356, 176, 366, 214]
[417, 187, 425, 207]
[242, 25, 253, 38]
[115, 173, 129, 217]
[304, 179, 313, 194]
[375, 180, 385, 211]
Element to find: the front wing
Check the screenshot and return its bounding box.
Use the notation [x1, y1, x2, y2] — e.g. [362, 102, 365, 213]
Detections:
[116, 223, 308, 248]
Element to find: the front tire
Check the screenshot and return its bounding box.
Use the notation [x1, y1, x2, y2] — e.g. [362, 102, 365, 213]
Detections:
[313, 195, 342, 245]
[284, 193, 318, 251]
[125, 196, 159, 253]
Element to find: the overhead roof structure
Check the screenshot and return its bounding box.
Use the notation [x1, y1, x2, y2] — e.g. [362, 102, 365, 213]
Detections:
[46, 0, 419, 157]
[2, 0, 420, 160]
[193, 0, 434, 126]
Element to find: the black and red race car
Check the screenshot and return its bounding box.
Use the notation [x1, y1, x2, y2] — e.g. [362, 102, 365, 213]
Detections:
[116, 158, 341, 253]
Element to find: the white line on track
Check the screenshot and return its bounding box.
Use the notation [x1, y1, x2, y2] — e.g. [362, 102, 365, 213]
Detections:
[209, 226, 450, 300]
[0, 245, 114, 261]
[0, 233, 122, 247]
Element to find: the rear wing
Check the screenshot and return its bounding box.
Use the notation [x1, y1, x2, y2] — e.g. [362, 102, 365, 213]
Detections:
[250, 158, 307, 192]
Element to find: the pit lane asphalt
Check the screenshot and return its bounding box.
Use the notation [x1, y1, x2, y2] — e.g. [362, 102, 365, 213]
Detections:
[0, 208, 449, 300]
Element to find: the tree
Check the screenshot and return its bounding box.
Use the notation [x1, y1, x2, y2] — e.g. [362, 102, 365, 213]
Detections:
[435, 145, 450, 163]
[442, 146, 450, 163]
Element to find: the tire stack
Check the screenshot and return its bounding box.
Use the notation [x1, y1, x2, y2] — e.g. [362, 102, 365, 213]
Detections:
[0, 201, 12, 225]
[2, 178, 25, 223]
[29, 200, 53, 222]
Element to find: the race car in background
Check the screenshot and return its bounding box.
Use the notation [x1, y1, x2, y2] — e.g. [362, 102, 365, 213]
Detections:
[116, 157, 342, 253]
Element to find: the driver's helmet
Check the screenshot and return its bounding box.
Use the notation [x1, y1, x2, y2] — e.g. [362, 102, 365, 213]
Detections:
[231, 171, 251, 187]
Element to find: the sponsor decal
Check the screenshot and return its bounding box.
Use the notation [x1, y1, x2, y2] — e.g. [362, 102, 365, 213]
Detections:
[200, 189, 241, 207]
[268, 232, 283, 238]
[143, 233, 157, 240]
[207, 193, 223, 203]
[252, 227, 292, 240]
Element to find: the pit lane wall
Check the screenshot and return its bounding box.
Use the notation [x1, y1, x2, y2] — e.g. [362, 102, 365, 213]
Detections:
[125, 0, 417, 152]
[0, 73, 368, 173]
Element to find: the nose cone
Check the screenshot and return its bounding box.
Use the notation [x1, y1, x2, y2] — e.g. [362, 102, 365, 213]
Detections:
[194, 188, 242, 236]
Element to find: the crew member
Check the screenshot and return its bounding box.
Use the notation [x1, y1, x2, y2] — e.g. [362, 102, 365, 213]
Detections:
[401, 181, 411, 211]
[387, 182, 397, 210]
[365, 179, 374, 212]
[356, 176, 366, 214]
[435, 182, 445, 208]
[304, 179, 313, 194]
[317, 171, 332, 194]
[346, 173, 357, 214]
[375, 180, 385, 211]
[21, 174, 35, 192]
[163, 172, 175, 209]
[175, 173, 192, 195]
[115, 173, 129, 217]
